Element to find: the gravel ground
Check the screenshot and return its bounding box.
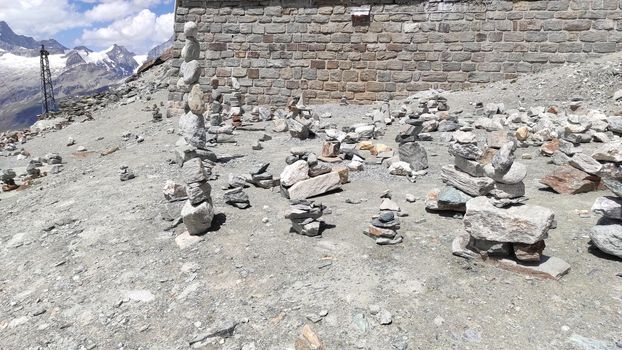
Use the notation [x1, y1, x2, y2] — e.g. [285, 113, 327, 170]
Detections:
[0, 58, 621, 350]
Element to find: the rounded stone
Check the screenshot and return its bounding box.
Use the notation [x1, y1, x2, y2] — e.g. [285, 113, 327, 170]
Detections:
[484, 162, 527, 185]
[183, 21, 198, 38]
[515, 126, 529, 141]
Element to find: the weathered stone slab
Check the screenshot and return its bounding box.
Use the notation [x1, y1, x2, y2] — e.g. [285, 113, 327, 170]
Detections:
[592, 142, 622, 163]
[440, 165, 494, 197]
[287, 172, 341, 200]
[540, 164, 600, 194]
[454, 155, 486, 177]
[464, 196, 554, 244]
[603, 177, 622, 198]
[569, 153, 602, 175]
[494, 256, 571, 280]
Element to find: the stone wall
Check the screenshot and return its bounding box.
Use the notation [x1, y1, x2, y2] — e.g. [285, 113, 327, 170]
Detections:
[169, 0, 622, 114]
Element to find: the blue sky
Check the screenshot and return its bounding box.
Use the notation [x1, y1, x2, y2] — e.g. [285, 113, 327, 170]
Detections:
[0, 0, 175, 54]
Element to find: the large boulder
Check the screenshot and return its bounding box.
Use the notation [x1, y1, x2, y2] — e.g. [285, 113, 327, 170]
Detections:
[464, 196, 555, 244]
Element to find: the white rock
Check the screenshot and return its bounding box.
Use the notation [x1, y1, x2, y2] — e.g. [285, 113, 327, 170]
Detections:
[181, 200, 214, 235]
[280, 160, 310, 187]
[591, 196, 622, 220]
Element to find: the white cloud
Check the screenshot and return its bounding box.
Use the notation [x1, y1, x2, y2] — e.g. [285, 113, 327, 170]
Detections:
[84, 0, 164, 22]
[78, 9, 173, 54]
[0, 0, 88, 38]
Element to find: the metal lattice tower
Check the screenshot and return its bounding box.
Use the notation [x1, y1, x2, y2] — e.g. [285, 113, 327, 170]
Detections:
[40, 45, 57, 115]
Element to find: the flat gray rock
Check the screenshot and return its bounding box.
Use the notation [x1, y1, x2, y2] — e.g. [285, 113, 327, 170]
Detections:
[569, 152, 602, 175]
[591, 196, 622, 220]
[464, 196, 554, 244]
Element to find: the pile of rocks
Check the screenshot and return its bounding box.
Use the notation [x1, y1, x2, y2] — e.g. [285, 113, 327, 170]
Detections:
[1, 168, 18, 191]
[285, 200, 326, 236]
[243, 163, 278, 189]
[427, 131, 489, 212]
[395, 92, 461, 136]
[483, 140, 528, 207]
[180, 158, 214, 235]
[429, 132, 527, 212]
[152, 104, 163, 122]
[589, 176, 622, 259]
[223, 187, 250, 209]
[280, 149, 345, 201]
[363, 211, 403, 245]
[454, 196, 570, 279]
[540, 141, 621, 194]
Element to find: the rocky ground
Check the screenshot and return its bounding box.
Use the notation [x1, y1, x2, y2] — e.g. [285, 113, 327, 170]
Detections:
[1, 56, 621, 350]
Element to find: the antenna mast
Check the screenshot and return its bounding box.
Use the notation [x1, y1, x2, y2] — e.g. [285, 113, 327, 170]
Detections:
[40, 45, 57, 115]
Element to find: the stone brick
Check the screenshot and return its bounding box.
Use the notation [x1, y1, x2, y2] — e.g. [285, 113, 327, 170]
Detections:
[564, 20, 592, 31]
[346, 82, 365, 92]
[310, 60, 326, 69]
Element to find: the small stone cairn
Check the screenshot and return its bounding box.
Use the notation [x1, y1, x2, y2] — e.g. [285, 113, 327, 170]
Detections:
[285, 200, 326, 237]
[363, 211, 403, 245]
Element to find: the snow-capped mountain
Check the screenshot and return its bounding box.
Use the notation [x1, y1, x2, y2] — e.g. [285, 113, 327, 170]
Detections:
[0, 22, 142, 131]
[0, 21, 67, 56]
[147, 36, 173, 60]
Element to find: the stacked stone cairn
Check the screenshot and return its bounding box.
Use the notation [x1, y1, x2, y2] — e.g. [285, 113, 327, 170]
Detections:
[285, 96, 313, 140]
[228, 77, 244, 127]
[223, 187, 250, 209]
[174, 21, 218, 166]
[285, 200, 326, 237]
[152, 104, 162, 122]
[589, 172, 622, 259]
[363, 211, 403, 245]
[444, 137, 570, 278]
[280, 148, 344, 201]
[428, 130, 528, 212]
[242, 163, 278, 189]
[180, 158, 214, 235]
[1, 168, 17, 191]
